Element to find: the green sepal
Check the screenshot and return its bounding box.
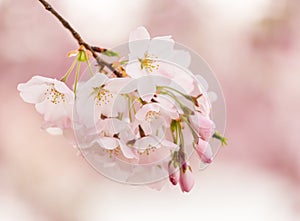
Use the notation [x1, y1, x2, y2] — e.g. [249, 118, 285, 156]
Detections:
[213, 131, 228, 146]
[102, 50, 119, 57]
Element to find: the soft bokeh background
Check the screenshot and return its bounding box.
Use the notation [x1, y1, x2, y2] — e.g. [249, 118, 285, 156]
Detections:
[1, 0, 300, 220]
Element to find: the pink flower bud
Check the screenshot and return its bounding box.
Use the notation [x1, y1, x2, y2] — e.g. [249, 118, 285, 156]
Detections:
[190, 112, 215, 141]
[168, 163, 180, 185]
[194, 138, 213, 163]
[179, 162, 195, 192]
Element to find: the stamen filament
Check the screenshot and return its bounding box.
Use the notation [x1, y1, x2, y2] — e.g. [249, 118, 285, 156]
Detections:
[73, 62, 81, 94]
[60, 58, 77, 82]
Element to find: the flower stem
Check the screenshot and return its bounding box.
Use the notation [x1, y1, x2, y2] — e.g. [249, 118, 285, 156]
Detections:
[181, 115, 198, 139]
[60, 58, 77, 82]
[213, 131, 228, 146]
[158, 86, 192, 101]
[85, 54, 94, 77]
[73, 62, 81, 94]
[160, 90, 193, 115]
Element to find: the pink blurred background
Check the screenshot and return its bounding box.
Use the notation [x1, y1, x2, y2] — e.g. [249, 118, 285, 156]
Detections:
[1, 0, 300, 220]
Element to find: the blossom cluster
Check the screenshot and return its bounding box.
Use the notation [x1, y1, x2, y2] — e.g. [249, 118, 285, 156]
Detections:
[17, 27, 225, 192]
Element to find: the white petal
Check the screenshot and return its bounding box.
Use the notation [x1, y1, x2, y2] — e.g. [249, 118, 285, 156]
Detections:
[195, 74, 209, 91]
[105, 78, 134, 93]
[79, 73, 108, 92]
[137, 77, 156, 102]
[208, 91, 218, 102]
[203, 143, 213, 161]
[45, 127, 63, 135]
[35, 100, 68, 122]
[167, 50, 191, 68]
[148, 38, 175, 58]
[135, 136, 160, 151]
[118, 140, 137, 159]
[151, 75, 172, 87]
[97, 137, 118, 150]
[135, 103, 160, 121]
[129, 40, 150, 58]
[161, 139, 179, 150]
[19, 76, 54, 88]
[125, 63, 147, 79]
[129, 26, 150, 41]
[18, 84, 47, 104]
[53, 79, 74, 97]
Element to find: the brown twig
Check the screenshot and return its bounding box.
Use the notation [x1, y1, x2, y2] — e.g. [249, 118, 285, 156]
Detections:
[91, 46, 107, 53]
[38, 0, 122, 77]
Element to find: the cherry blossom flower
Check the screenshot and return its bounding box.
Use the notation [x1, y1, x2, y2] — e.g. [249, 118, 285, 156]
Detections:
[92, 118, 137, 159]
[133, 101, 179, 136]
[125, 26, 191, 78]
[17, 76, 74, 134]
[133, 135, 179, 154]
[179, 162, 195, 193]
[75, 73, 132, 127]
[125, 26, 195, 102]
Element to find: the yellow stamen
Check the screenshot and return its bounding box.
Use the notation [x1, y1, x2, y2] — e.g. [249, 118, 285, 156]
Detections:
[45, 84, 66, 104]
[94, 87, 113, 106]
[145, 110, 160, 121]
[139, 53, 159, 72]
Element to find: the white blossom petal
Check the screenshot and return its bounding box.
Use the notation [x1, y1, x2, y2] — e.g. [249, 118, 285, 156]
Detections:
[129, 26, 150, 41]
[97, 137, 118, 150]
[137, 76, 156, 102]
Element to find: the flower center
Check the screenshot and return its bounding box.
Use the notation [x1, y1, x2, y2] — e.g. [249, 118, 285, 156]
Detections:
[139, 53, 159, 72]
[138, 146, 156, 155]
[94, 87, 113, 106]
[145, 110, 160, 121]
[45, 84, 66, 104]
[105, 147, 121, 158]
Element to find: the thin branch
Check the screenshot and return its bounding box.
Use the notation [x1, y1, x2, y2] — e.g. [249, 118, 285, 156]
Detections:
[91, 46, 107, 53]
[38, 0, 122, 77]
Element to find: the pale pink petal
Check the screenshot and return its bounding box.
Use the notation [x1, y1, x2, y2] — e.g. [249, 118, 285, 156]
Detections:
[129, 26, 150, 41]
[195, 74, 209, 91]
[17, 76, 55, 103]
[35, 100, 69, 123]
[134, 136, 160, 151]
[53, 79, 74, 97]
[125, 63, 147, 78]
[105, 78, 134, 93]
[168, 50, 191, 68]
[29, 75, 54, 85]
[192, 112, 214, 129]
[45, 127, 63, 135]
[118, 140, 138, 159]
[18, 84, 47, 103]
[137, 77, 156, 102]
[135, 103, 160, 121]
[148, 37, 175, 58]
[128, 40, 150, 59]
[161, 139, 179, 150]
[80, 73, 108, 92]
[202, 143, 213, 163]
[97, 137, 118, 150]
[195, 138, 213, 163]
[208, 91, 218, 103]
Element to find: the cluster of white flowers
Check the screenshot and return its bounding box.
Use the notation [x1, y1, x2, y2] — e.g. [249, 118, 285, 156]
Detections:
[18, 27, 224, 193]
